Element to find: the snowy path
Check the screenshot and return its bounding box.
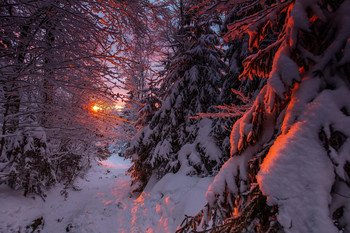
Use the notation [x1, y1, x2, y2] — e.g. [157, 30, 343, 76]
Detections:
[0, 155, 212, 233]
[0, 155, 134, 233]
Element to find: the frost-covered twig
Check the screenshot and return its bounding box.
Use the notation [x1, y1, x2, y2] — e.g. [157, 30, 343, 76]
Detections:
[190, 89, 252, 119]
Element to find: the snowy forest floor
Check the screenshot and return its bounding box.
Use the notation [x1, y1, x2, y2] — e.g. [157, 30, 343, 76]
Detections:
[0, 154, 212, 233]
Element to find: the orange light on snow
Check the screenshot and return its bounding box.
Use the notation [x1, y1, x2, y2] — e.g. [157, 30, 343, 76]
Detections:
[234, 207, 239, 216]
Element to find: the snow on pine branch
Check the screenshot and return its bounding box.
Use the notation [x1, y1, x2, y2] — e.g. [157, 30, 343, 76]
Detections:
[224, 0, 292, 48]
[180, 0, 350, 232]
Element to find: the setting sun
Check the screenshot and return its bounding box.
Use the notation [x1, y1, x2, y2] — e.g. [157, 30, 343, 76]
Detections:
[92, 105, 102, 112]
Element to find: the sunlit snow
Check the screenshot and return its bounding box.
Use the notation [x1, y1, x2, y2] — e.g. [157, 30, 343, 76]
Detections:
[0, 154, 211, 233]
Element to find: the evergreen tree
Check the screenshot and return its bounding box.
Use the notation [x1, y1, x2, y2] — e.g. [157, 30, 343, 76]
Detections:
[206, 2, 270, 177]
[210, 5, 265, 165]
[178, 0, 350, 232]
[126, 0, 226, 192]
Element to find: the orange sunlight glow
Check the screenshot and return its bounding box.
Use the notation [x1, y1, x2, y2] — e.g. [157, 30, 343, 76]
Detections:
[92, 105, 102, 112]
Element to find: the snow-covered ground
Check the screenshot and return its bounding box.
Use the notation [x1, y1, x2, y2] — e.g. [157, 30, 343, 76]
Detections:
[0, 154, 212, 233]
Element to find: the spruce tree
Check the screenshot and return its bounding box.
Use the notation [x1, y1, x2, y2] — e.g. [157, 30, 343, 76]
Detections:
[210, 5, 267, 166]
[126, 0, 226, 192]
[178, 0, 350, 232]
